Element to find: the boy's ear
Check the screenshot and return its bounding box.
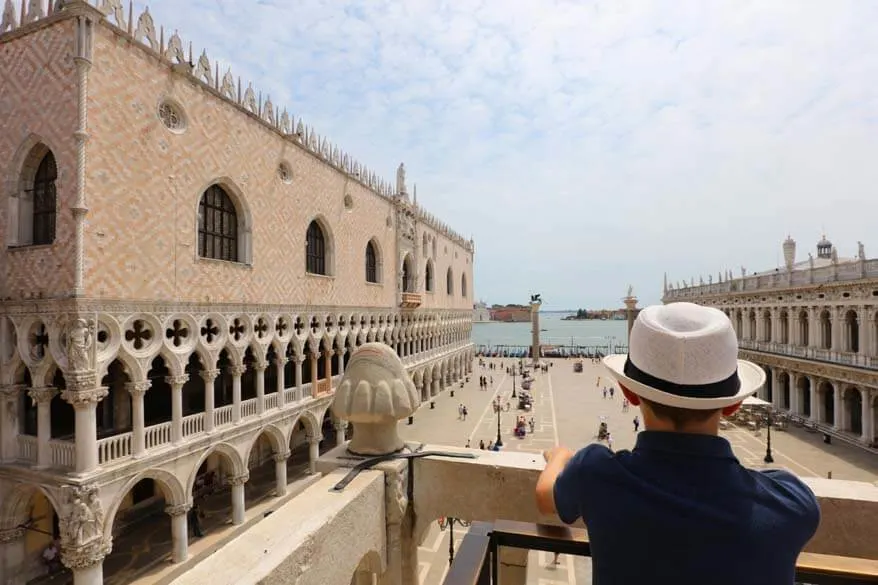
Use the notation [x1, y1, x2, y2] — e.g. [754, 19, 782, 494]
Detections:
[620, 385, 641, 406]
[721, 401, 742, 417]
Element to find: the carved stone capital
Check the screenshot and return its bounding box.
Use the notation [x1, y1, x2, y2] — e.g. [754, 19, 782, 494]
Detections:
[28, 386, 59, 405]
[253, 362, 268, 373]
[229, 365, 247, 377]
[0, 527, 26, 543]
[61, 386, 108, 408]
[295, 355, 306, 365]
[165, 374, 189, 388]
[272, 451, 291, 463]
[65, 372, 97, 392]
[200, 368, 220, 383]
[60, 538, 110, 570]
[0, 384, 25, 400]
[165, 503, 192, 517]
[275, 357, 289, 367]
[125, 381, 151, 398]
[305, 433, 323, 445]
[227, 473, 249, 487]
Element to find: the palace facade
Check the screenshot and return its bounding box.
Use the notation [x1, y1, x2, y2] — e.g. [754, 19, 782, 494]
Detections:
[664, 235, 877, 451]
[0, 2, 474, 583]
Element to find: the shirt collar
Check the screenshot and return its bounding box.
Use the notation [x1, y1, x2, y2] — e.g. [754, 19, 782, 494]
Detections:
[633, 430, 737, 460]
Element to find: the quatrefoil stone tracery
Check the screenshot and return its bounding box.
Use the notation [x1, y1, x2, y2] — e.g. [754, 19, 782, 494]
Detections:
[125, 319, 153, 350]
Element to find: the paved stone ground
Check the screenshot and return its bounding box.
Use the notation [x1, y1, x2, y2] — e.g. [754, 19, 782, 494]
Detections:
[405, 357, 878, 585]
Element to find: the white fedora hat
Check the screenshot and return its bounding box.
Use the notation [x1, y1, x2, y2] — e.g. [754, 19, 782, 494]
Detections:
[603, 302, 765, 410]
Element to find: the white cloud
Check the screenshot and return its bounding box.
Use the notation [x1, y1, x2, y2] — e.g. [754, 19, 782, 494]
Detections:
[135, 0, 878, 308]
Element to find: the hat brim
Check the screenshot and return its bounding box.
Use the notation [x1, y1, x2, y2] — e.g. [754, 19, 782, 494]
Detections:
[602, 354, 765, 410]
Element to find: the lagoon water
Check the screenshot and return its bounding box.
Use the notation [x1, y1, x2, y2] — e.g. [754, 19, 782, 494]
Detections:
[472, 313, 628, 349]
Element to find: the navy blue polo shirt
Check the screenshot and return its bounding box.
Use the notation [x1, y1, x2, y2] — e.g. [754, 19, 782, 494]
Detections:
[554, 431, 820, 585]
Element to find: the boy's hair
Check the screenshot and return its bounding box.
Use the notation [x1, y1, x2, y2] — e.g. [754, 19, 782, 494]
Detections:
[640, 398, 722, 430]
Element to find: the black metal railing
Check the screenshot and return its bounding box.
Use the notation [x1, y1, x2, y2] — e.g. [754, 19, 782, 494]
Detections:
[442, 520, 878, 585]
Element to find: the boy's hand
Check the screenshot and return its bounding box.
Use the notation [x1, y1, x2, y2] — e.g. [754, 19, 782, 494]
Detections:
[543, 446, 573, 463]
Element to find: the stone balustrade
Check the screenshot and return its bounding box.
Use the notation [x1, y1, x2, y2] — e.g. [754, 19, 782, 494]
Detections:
[173, 445, 878, 585]
[97, 433, 132, 465]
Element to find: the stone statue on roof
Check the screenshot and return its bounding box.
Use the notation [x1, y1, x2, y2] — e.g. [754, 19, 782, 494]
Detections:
[858, 241, 865, 260]
[396, 163, 407, 195]
[808, 253, 814, 269]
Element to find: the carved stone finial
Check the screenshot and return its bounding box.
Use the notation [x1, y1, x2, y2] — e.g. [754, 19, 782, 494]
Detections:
[133, 7, 157, 51]
[396, 162, 407, 195]
[331, 343, 420, 455]
[193, 49, 213, 85]
[1, 0, 17, 33]
[99, 0, 125, 29]
[263, 96, 274, 123]
[220, 68, 235, 99]
[165, 31, 185, 64]
[242, 83, 257, 113]
[23, 0, 43, 24]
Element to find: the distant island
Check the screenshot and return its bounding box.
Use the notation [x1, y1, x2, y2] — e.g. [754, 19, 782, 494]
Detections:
[563, 308, 627, 321]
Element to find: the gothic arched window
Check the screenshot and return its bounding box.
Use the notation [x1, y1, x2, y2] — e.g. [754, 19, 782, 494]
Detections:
[461, 273, 468, 298]
[306, 221, 327, 275]
[446, 268, 454, 295]
[198, 185, 238, 262]
[366, 241, 378, 283]
[31, 152, 57, 246]
[425, 260, 434, 292]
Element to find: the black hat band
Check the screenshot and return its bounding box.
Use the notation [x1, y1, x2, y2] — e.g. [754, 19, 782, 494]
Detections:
[623, 357, 741, 400]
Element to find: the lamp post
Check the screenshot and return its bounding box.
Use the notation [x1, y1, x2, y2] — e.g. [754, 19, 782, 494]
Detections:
[495, 396, 504, 448]
[438, 516, 472, 565]
[511, 369, 517, 398]
[764, 406, 774, 464]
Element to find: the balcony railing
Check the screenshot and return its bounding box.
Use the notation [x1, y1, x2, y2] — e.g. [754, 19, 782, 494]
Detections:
[443, 520, 878, 585]
[97, 432, 132, 465]
[738, 339, 878, 370]
[400, 292, 422, 308]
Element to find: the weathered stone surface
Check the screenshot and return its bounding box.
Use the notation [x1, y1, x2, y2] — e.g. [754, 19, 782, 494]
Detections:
[803, 477, 878, 560]
[332, 343, 420, 455]
[168, 469, 386, 585]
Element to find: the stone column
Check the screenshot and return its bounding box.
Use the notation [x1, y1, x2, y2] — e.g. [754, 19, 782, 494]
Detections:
[273, 451, 290, 497]
[809, 308, 819, 347]
[166, 503, 190, 563]
[0, 385, 23, 462]
[166, 374, 188, 444]
[230, 365, 245, 423]
[229, 474, 248, 525]
[307, 433, 321, 474]
[334, 420, 347, 447]
[323, 350, 332, 384]
[833, 384, 843, 430]
[432, 374, 441, 397]
[310, 352, 319, 397]
[858, 308, 868, 356]
[337, 348, 346, 376]
[860, 389, 873, 445]
[28, 386, 58, 468]
[831, 308, 842, 352]
[789, 374, 800, 415]
[255, 362, 266, 415]
[808, 376, 819, 422]
[0, 527, 26, 581]
[62, 376, 107, 474]
[295, 356, 304, 401]
[200, 369, 218, 433]
[126, 381, 150, 457]
[276, 357, 287, 408]
[530, 300, 542, 366]
[770, 369, 782, 410]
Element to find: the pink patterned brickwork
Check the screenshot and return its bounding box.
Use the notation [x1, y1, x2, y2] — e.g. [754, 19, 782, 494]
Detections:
[0, 20, 79, 299]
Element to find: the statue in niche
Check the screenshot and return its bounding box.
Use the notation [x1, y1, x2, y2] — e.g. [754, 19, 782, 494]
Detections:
[808, 253, 814, 269]
[99, 0, 126, 29]
[165, 32, 186, 65]
[67, 318, 93, 372]
[396, 163, 407, 195]
[1, 0, 17, 33]
[134, 8, 157, 51]
[858, 241, 865, 260]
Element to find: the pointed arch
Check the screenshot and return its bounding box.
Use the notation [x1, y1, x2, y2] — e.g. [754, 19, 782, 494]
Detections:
[306, 217, 334, 276]
[195, 178, 252, 264]
[401, 253, 414, 293]
[425, 259, 434, 293]
[7, 139, 58, 247]
[446, 267, 454, 295]
[365, 238, 382, 284]
[461, 272, 468, 298]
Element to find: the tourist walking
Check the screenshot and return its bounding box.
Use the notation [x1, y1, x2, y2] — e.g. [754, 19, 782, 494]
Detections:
[609, 386, 615, 399]
[479, 440, 485, 450]
[633, 415, 640, 432]
[465, 438, 471, 448]
[602, 387, 607, 399]
[535, 303, 819, 585]
[189, 501, 205, 538]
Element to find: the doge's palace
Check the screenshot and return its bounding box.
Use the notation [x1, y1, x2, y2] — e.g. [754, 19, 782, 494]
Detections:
[0, 2, 474, 583]
[664, 235, 877, 452]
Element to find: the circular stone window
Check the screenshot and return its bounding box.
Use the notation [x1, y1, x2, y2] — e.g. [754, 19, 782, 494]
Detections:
[344, 194, 354, 210]
[157, 100, 186, 133]
[278, 162, 292, 184]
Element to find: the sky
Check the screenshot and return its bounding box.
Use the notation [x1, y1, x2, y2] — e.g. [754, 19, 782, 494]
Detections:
[135, 0, 878, 310]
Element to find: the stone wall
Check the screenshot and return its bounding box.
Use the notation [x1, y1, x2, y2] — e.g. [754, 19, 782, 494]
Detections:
[0, 18, 79, 299]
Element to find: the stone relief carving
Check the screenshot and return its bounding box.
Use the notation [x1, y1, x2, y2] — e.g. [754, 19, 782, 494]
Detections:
[134, 8, 157, 50]
[383, 463, 409, 525]
[1, 0, 16, 33]
[66, 318, 93, 372]
[61, 485, 104, 547]
[193, 50, 213, 86]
